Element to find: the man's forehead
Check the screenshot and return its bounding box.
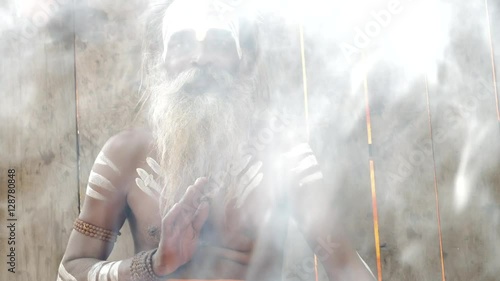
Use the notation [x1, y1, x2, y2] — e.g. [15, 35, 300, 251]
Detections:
[169, 29, 235, 41]
[162, 0, 242, 58]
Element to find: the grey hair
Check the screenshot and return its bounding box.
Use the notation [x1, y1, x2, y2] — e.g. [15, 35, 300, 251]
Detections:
[138, 0, 270, 107]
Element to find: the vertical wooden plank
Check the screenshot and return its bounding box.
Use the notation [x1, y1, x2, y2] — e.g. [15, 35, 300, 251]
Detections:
[280, 11, 377, 279]
[366, 62, 443, 281]
[311, 63, 377, 281]
[0, 0, 78, 280]
[279, 20, 321, 281]
[75, 0, 147, 260]
[486, 0, 500, 120]
[297, 4, 379, 279]
[356, 1, 450, 279]
[429, 1, 500, 280]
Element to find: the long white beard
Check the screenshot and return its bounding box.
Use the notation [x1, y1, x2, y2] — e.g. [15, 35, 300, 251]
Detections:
[148, 67, 258, 215]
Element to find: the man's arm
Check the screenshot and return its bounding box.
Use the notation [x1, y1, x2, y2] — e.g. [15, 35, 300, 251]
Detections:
[285, 143, 376, 281]
[57, 129, 211, 281]
[57, 130, 148, 281]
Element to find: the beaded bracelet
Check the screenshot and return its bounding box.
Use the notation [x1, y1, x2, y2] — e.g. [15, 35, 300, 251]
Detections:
[130, 249, 167, 281]
[73, 219, 120, 243]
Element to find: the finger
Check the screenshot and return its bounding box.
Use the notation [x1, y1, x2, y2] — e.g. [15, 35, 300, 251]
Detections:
[298, 170, 323, 186]
[163, 203, 181, 235]
[289, 154, 323, 186]
[236, 172, 264, 208]
[281, 143, 313, 163]
[229, 154, 252, 177]
[178, 185, 202, 212]
[175, 199, 208, 232]
[239, 161, 263, 187]
[196, 177, 217, 199]
[290, 154, 319, 175]
[194, 177, 208, 185]
[193, 201, 210, 232]
[175, 208, 196, 230]
[281, 144, 315, 174]
[178, 178, 208, 214]
[203, 178, 223, 198]
[289, 162, 323, 186]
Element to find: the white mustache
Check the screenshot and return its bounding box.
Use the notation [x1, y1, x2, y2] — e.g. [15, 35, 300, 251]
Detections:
[167, 67, 236, 93]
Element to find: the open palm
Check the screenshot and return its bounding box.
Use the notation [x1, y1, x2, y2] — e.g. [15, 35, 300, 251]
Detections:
[154, 177, 211, 276]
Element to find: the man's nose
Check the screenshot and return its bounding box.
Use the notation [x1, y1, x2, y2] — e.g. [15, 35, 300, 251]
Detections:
[191, 44, 212, 67]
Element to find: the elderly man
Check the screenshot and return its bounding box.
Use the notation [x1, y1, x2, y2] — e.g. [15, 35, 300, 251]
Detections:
[57, 0, 376, 280]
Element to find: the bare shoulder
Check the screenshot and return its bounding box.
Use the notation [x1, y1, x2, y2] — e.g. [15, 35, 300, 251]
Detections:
[102, 128, 155, 171]
[64, 129, 157, 262]
[80, 128, 156, 201]
[106, 127, 154, 155]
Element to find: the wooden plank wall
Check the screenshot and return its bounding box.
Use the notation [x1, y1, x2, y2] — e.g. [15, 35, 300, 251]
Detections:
[0, 0, 499, 280]
[0, 1, 79, 280]
[362, 2, 446, 280]
[429, 1, 500, 280]
[75, 0, 147, 261]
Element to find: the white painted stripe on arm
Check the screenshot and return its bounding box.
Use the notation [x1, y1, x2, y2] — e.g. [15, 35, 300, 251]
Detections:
[87, 261, 106, 281]
[97, 262, 110, 281]
[89, 171, 117, 192]
[95, 151, 120, 174]
[109, 261, 122, 281]
[58, 263, 77, 281]
[97, 262, 114, 281]
[86, 185, 108, 201]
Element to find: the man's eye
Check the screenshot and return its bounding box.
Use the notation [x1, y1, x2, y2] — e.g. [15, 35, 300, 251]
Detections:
[171, 42, 184, 49]
[218, 40, 229, 46]
[170, 41, 194, 50]
[209, 40, 232, 50]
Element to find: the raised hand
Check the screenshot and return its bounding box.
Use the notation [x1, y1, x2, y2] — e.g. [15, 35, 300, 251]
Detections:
[230, 155, 264, 208]
[282, 143, 323, 187]
[152, 177, 211, 276]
